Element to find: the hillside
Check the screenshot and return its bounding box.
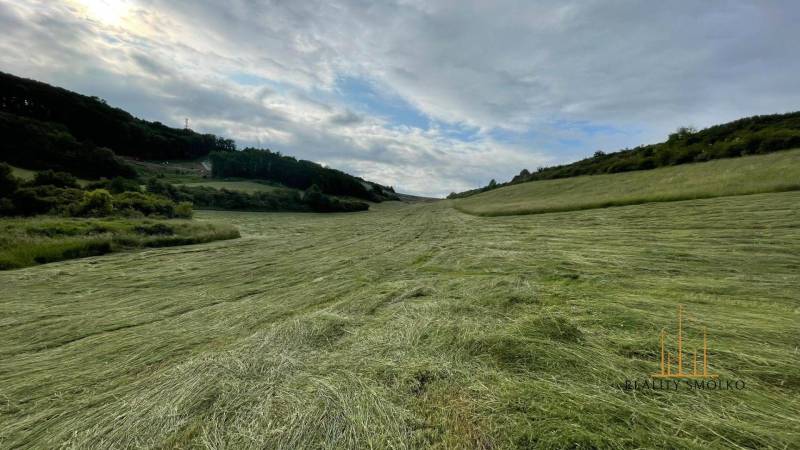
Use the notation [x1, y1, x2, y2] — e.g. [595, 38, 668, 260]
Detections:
[0, 72, 397, 205]
[209, 149, 398, 202]
[2, 192, 797, 447]
[453, 148, 800, 216]
[451, 110, 800, 198]
[0, 71, 234, 160]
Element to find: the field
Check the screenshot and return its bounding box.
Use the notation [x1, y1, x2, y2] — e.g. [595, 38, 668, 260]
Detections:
[178, 180, 286, 194]
[454, 149, 800, 216]
[9, 164, 91, 187]
[1, 191, 798, 448]
[0, 217, 239, 270]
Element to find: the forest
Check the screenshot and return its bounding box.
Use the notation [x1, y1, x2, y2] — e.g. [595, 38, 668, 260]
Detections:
[210, 149, 398, 202]
[0, 71, 235, 161]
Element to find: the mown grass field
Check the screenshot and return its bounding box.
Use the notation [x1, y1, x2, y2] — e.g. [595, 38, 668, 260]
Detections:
[0, 217, 239, 270]
[1, 190, 798, 448]
[454, 149, 800, 216]
[178, 180, 286, 194]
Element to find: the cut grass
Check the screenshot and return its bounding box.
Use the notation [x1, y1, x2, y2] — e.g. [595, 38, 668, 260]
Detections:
[0, 216, 240, 270]
[0, 192, 797, 448]
[454, 148, 800, 216]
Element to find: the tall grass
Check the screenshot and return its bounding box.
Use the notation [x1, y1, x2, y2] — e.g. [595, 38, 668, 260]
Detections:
[454, 148, 800, 216]
[1, 193, 798, 448]
[0, 217, 239, 269]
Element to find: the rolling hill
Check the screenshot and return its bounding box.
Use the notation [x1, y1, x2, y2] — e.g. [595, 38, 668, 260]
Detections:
[0, 71, 398, 203]
[453, 148, 800, 216]
[451, 110, 800, 199]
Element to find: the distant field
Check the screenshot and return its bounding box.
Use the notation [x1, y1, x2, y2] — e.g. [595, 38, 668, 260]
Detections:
[1, 192, 798, 448]
[9, 165, 90, 186]
[178, 180, 286, 193]
[454, 149, 800, 216]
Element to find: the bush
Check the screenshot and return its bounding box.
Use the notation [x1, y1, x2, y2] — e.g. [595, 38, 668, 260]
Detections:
[0, 162, 18, 197]
[175, 202, 193, 218]
[113, 191, 176, 217]
[31, 170, 79, 188]
[12, 186, 84, 216]
[76, 189, 114, 217]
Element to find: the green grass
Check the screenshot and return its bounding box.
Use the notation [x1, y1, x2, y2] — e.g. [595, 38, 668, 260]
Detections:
[8, 164, 91, 187]
[0, 191, 797, 448]
[454, 148, 800, 216]
[0, 217, 240, 270]
[178, 180, 287, 193]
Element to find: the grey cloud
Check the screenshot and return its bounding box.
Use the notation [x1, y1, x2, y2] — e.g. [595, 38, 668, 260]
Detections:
[1, 0, 798, 196]
[328, 110, 363, 126]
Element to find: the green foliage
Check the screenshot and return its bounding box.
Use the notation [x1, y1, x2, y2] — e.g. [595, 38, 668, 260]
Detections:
[0, 111, 137, 179]
[209, 148, 397, 202]
[108, 177, 142, 194]
[0, 217, 238, 269]
[75, 189, 114, 217]
[11, 185, 85, 216]
[148, 178, 369, 213]
[30, 170, 79, 188]
[175, 202, 193, 219]
[0, 71, 236, 160]
[451, 111, 800, 198]
[0, 173, 190, 219]
[112, 191, 181, 218]
[0, 162, 18, 197]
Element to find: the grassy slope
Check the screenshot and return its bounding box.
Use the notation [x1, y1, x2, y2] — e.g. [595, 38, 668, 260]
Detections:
[9, 164, 91, 187]
[0, 217, 239, 270]
[455, 148, 800, 216]
[178, 180, 286, 194]
[1, 193, 798, 448]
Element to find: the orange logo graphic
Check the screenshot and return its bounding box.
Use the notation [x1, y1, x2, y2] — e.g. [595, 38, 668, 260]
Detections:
[651, 304, 718, 379]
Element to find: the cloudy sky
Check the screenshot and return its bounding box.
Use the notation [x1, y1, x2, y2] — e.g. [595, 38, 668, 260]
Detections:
[1, 1, 798, 196]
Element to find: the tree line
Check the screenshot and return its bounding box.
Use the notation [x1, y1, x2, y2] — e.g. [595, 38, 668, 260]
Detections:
[147, 178, 369, 213]
[209, 149, 397, 202]
[0, 71, 235, 161]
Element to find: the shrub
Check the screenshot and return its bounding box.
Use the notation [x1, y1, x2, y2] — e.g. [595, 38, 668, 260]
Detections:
[31, 170, 79, 188]
[0, 162, 18, 197]
[76, 189, 114, 217]
[12, 186, 84, 216]
[113, 191, 177, 217]
[109, 177, 142, 194]
[175, 201, 193, 218]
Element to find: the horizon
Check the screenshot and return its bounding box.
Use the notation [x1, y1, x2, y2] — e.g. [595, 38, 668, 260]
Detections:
[1, 1, 799, 196]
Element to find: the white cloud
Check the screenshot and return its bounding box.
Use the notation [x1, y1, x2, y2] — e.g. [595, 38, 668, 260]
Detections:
[1, 0, 798, 196]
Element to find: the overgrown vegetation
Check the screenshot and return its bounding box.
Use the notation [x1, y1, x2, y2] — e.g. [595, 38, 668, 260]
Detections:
[1, 194, 797, 447]
[0, 216, 239, 270]
[452, 149, 800, 216]
[147, 178, 370, 213]
[0, 163, 193, 219]
[449, 111, 800, 198]
[210, 149, 398, 202]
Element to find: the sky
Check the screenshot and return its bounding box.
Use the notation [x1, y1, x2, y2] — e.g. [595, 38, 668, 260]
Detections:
[1, 1, 798, 197]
